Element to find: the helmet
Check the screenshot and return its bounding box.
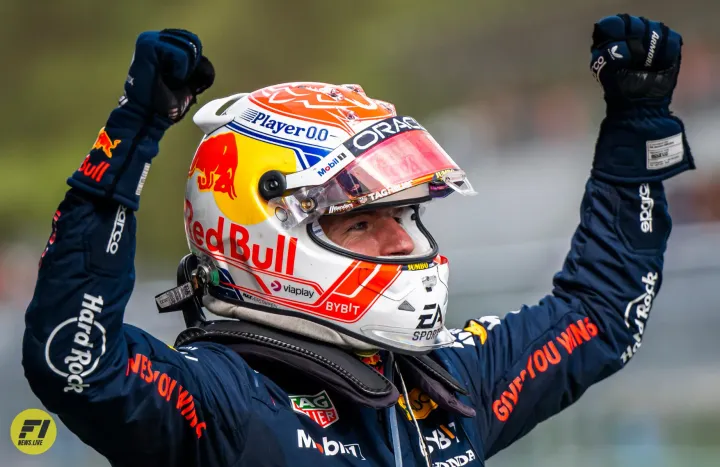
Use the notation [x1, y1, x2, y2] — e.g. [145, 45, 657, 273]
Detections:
[185, 82, 475, 354]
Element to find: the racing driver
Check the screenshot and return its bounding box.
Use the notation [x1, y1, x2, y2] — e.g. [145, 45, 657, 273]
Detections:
[23, 15, 694, 467]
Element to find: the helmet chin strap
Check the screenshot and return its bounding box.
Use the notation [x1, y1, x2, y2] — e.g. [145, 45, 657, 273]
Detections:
[203, 295, 379, 352]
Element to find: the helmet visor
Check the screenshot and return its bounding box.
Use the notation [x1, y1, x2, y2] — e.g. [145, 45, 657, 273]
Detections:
[270, 117, 475, 229]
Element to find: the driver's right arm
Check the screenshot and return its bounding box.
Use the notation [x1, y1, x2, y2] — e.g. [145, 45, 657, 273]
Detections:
[21, 29, 248, 467]
[22, 189, 252, 466]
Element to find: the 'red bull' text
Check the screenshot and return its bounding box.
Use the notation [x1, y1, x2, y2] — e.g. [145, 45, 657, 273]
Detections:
[186, 202, 297, 275]
[78, 155, 110, 183]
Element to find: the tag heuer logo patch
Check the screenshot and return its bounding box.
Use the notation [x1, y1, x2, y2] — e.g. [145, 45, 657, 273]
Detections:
[289, 390, 339, 428]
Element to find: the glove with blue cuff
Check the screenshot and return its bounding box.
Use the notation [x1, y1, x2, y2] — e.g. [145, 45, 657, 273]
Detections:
[68, 29, 215, 210]
[590, 14, 694, 183]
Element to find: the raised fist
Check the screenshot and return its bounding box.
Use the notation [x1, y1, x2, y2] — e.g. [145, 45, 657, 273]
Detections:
[590, 14, 682, 105]
[67, 29, 215, 210]
[122, 29, 215, 123]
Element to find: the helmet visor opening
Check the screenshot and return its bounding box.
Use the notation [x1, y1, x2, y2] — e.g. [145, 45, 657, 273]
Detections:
[308, 205, 438, 264]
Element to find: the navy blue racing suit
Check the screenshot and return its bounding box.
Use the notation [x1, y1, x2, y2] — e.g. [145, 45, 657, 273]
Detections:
[23, 176, 670, 465]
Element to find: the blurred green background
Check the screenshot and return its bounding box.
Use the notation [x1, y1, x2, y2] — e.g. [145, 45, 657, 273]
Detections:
[2, 0, 720, 465]
[7, 0, 718, 261]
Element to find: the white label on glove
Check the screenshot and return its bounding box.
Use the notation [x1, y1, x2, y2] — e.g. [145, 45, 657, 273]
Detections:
[646, 133, 683, 170]
[135, 163, 151, 196]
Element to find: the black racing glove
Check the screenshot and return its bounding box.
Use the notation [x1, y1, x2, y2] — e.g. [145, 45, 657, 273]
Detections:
[590, 14, 694, 183]
[68, 29, 215, 210]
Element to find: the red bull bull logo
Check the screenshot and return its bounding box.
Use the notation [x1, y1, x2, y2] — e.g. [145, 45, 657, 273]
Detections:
[92, 127, 121, 158]
[188, 133, 238, 199]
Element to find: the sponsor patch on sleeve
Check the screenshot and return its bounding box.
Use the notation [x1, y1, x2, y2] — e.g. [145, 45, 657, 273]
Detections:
[646, 133, 683, 170]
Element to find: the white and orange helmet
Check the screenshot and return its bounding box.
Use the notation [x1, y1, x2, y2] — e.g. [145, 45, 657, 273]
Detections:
[185, 82, 475, 354]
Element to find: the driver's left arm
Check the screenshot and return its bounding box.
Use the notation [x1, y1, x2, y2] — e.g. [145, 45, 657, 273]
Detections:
[434, 14, 695, 459]
[438, 177, 669, 457]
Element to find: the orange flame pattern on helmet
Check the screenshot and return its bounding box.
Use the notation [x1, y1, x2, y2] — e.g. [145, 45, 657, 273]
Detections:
[249, 82, 397, 134]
